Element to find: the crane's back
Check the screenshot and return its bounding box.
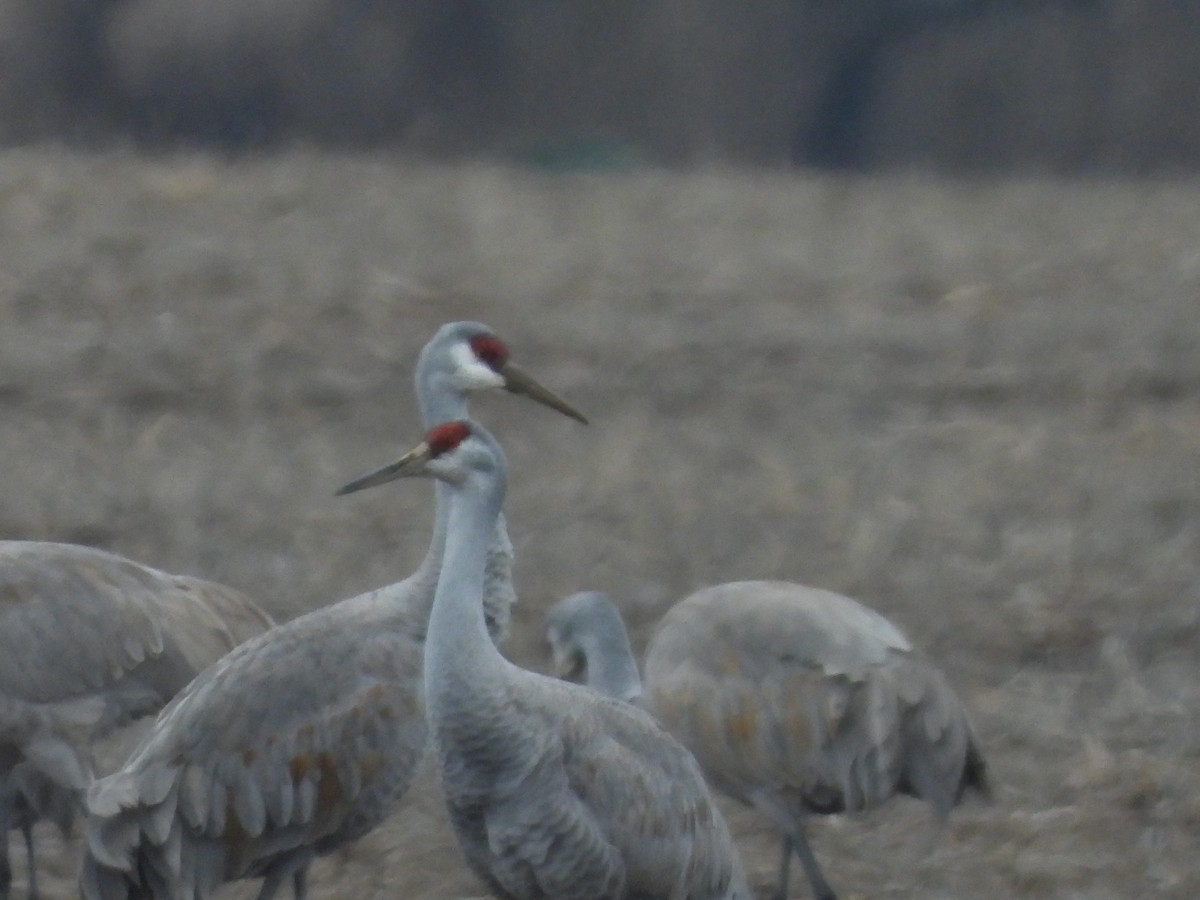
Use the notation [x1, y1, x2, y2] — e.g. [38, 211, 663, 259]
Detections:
[643, 580, 987, 816]
[0, 541, 273, 708]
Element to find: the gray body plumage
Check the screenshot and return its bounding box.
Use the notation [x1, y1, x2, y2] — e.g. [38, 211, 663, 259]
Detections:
[436, 672, 751, 900]
[423, 426, 751, 900]
[80, 321, 581, 900]
[547, 584, 989, 900]
[644, 582, 988, 821]
[0, 540, 274, 900]
[81, 547, 513, 900]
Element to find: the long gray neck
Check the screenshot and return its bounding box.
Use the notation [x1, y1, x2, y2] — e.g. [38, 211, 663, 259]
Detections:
[404, 362, 464, 611]
[424, 473, 510, 720]
[417, 365, 466, 427]
[583, 616, 643, 704]
[396, 481, 451, 618]
[402, 369, 513, 642]
[408, 505, 515, 644]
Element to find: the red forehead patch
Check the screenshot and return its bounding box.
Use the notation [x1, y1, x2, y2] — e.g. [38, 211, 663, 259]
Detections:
[468, 334, 509, 371]
[426, 421, 472, 457]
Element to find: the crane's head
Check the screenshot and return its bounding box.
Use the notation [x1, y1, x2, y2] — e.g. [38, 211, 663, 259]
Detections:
[545, 591, 644, 704]
[336, 419, 504, 495]
[418, 321, 588, 425]
[544, 591, 607, 680]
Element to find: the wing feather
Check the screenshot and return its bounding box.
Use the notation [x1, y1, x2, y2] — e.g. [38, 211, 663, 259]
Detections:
[483, 746, 626, 900]
[0, 541, 273, 715]
[646, 580, 986, 819]
[233, 765, 267, 838]
[179, 761, 209, 830]
[84, 607, 426, 894]
[463, 677, 744, 900]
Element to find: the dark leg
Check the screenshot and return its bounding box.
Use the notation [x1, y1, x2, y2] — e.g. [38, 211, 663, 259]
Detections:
[255, 859, 310, 900]
[20, 818, 36, 900]
[0, 792, 15, 900]
[789, 824, 837, 900]
[255, 869, 285, 900]
[0, 842, 10, 900]
[772, 835, 793, 900]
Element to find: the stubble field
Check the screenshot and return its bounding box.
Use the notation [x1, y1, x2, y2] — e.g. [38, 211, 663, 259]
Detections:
[1, 147, 1198, 898]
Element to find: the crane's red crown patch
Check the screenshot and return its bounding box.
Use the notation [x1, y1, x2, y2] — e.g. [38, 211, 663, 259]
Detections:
[427, 421, 473, 457]
[468, 334, 509, 371]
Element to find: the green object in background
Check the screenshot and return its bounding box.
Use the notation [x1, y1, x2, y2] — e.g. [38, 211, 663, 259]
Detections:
[518, 139, 642, 173]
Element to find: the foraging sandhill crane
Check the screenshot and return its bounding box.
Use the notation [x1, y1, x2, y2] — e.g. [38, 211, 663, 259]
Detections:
[0, 540, 275, 900]
[346, 418, 753, 900]
[544, 592, 642, 705]
[545, 587, 990, 900]
[81, 322, 587, 900]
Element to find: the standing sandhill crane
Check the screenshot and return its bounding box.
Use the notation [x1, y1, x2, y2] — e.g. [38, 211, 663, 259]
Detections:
[80, 322, 587, 900]
[0, 540, 275, 900]
[545, 587, 990, 900]
[346, 418, 753, 900]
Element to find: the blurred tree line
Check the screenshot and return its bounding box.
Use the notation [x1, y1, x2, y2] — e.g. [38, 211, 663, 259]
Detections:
[0, 0, 1195, 172]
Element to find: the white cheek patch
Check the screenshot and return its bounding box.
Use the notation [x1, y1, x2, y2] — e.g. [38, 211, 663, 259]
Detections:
[450, 342, 506, 391]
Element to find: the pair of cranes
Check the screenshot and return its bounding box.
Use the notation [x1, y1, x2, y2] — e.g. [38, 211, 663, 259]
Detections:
[6, 322, 581, 900]
[78, 323, 591, 900]
[6, 320, 986, 900]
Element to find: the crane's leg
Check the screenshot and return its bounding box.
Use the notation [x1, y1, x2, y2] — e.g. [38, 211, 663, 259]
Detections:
[0, 790, 16, 900]
[772, 835, 792, 900]
[255, 870, 286, 900]
[787, 825, 836, 900]
[20, 818, 36, 900]
[255, 856, 311, 900]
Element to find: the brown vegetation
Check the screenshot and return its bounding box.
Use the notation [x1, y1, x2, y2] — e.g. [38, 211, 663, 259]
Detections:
[1, 148, 1198, 897]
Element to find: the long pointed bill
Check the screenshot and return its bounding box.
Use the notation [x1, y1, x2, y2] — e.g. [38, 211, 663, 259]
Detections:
[335, 442, 432, 495]
[500, 362, 589, 425]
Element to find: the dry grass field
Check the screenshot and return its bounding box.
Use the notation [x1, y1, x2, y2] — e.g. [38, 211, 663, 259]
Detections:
[1, 147, 1198, 898]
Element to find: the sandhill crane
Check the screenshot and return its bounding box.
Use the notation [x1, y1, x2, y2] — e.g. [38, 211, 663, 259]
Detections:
[0, 540, 275, 900]
[346, 418, 753, 900]
[80, 321, 586, 900]
[545, 587, 990, 900]
[544, 592, 642, 705]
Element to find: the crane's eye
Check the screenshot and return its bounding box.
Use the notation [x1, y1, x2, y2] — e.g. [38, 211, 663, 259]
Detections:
[427, 421, 473, 457]
[468, 334, 509, 372]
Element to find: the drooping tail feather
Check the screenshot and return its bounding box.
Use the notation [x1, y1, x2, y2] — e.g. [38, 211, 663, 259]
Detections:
[898, 661, 990, 818]
[83, 758, 241, 900]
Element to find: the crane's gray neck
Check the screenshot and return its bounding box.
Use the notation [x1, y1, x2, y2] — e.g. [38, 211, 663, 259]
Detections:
[424, 473, 510, 718]
[400, 481, 451, 619]
[580, 614, 643, 705]
[416, 356, 467, 427]
[400, 486, 514, 644]
[479, 512, 516, 643]
[413, 360, 467, 608]
[407, 367, 513, 643]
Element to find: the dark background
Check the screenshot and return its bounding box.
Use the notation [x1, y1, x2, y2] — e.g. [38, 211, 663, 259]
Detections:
[1, 0, 1198, 172]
